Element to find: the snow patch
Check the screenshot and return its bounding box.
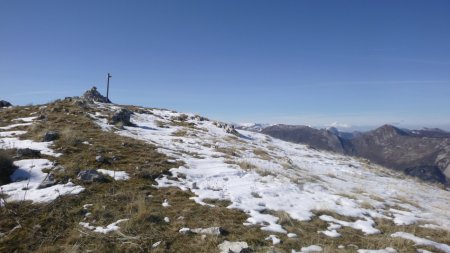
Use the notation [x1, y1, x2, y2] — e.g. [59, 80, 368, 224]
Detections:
[97, 169, 130, 180]
[0, 159, 84, 203]
[391, 232, 450, 253]
[79, 219, 128, 234]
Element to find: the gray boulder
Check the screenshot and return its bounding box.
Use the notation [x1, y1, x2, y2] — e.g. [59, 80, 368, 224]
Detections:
[109, 109, 134, 127]
[43, 131, 59, 142]
[218, 241, 249, 253]
[0, 100, 12, 108]
[82, 87, 111, 103]
[77, 169, 108, 182]
[37, 174, 56, 189]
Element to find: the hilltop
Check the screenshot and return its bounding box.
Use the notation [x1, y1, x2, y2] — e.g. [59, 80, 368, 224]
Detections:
[1, 90, 450, 253]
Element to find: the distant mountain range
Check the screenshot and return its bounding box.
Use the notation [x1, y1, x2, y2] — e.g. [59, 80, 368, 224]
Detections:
[237, 123, 450, 184]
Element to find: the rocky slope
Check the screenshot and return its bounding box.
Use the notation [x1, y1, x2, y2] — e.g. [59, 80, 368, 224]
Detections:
[262, 124, 450, 184]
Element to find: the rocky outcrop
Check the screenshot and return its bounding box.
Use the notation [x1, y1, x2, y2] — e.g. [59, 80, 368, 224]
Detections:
[0, 100, 12, 108]
[82, 87, 111, 103]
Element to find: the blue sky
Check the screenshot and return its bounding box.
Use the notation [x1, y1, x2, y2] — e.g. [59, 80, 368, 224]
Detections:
[1, 1, 450, 130]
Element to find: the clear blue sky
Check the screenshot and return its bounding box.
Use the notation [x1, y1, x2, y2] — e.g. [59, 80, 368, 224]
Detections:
[1, 0, 450, 130]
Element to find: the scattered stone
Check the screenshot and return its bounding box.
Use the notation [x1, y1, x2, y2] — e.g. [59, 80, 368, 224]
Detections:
[0, 100, 12, 108]
[36, 114, 48, 121]
[77, 169, 108, 182]
[162, 199, 170, 207]
[37, 174, 56, 189]
[218, 241, 249, 253]
[109, 109, 134, 127]
[191, 227, 225, 236]
[82, 86, 111, 103]
[152, 241, 162, 248]
[53, 165, 65, 172]
[16, 148, 41, 158]
[178, 227, 192, 234]
[43, 131, 59, 142]
[95, 155, 108, 164]
[83, 204, 93, 209]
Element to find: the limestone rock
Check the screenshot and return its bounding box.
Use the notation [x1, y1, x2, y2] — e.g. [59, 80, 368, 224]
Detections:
[218, 241, 249, 253]
[77, 169, 108, 182]
[38, 174, 56, 189]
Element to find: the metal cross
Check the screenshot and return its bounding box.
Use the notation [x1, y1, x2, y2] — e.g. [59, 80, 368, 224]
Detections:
[107, 73, 112, 100]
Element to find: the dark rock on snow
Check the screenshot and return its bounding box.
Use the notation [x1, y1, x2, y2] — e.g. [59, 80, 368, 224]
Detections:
[37, 174, 56, 189]
[109, 109, 134, 127]
[77, 169, 108, 182]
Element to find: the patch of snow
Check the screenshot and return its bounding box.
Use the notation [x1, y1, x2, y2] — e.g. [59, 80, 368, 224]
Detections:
[83, 204, 93, 209]
[179, 227, 191, 234]
[0, 130, 26, 137]
[300, 245, 323, 252]
[417, 249, 434, 253]
[97, 169, 130, 180]
[162, 199, 170, 207]
[13, 116, 38, 122]
[391, 232, 450, 253]
[320, 215, 380, 235]
[265, 234, 281, 245]
[390, 208, 419, 225]
[0, 159, 84, 203]
[319, 229, 341, 238]
[79, 219, 128, 234]
[357, 247, 397, 253]
[0, 137, 61, 157]
[0, 123, 32, 130]
[287, 233, 297, 238]
[319, 222, 342, 237]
